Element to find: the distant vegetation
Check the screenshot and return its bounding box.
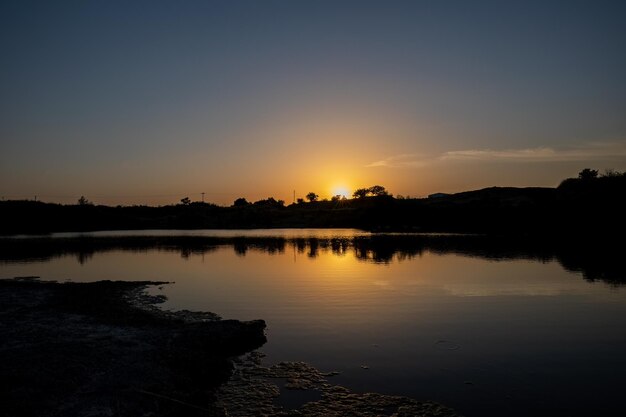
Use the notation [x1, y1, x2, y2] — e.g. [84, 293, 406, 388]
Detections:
[353, 185, 389, 198]
[1, 170, 624, 236]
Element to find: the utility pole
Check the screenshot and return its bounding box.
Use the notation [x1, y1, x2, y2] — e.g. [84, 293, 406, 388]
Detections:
[293, 190, 295, 204]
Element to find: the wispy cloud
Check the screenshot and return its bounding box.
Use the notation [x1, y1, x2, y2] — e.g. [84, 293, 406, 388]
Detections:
[441, 147, 560, 161]
[366, 142, 626, 167]
[365, 153, 427, 168]
[441, 143, 626, 162]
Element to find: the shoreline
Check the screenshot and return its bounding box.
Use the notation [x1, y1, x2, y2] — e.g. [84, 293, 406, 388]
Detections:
[1, 277, 460, 416]
[0, 277, 266, 417]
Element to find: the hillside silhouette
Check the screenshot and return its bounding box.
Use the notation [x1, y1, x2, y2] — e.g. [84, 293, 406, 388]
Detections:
[1, 170, 624, 236]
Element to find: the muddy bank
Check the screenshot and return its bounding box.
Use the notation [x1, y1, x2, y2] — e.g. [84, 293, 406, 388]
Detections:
[0, 278, 266, 417]
[1, 277, 461, 417]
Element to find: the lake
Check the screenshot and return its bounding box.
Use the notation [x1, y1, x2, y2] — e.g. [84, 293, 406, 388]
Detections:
[1, 229, 625, 416]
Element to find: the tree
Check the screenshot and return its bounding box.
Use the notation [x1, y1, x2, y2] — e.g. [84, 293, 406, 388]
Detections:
[77, 196, 92, 206]
[602, 169, 623, 178]
[578, 168, 598, 180]
[180, 197, 191, 205]
[352, 188, 369, 199]
[368, 185, 388, 196]
[233, 197, 249, 207]
[306, 192, 319, 202]
[331, 194, 342, 202]
[253, 197, 285, 207]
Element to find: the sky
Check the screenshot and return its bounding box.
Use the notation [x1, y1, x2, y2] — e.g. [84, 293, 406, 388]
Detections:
[1, 0, 625, 205]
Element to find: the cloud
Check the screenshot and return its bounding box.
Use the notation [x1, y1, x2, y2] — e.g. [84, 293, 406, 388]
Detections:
[441, 147, 560, 161]
[441, 143, 626, 162]
[366, 142, 626, 167]
[365, 153, 427, 168]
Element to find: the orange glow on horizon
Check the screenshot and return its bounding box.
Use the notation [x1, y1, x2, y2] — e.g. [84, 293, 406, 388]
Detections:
[330, 184, 351, 198]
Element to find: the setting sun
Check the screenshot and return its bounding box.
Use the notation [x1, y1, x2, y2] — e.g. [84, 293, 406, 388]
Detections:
[331, 185, 351, 198]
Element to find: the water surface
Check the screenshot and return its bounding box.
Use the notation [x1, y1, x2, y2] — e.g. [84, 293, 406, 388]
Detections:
[1, 229, 625, 416]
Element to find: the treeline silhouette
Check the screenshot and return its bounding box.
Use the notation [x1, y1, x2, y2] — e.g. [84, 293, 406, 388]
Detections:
[0, 234, 623, 286]
[1, 170, 624, 235]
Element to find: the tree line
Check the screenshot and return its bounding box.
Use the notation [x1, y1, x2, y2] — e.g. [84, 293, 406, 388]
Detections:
[74, 169, 624, 208]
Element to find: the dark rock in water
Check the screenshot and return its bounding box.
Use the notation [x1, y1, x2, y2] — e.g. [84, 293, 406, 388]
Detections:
[0, 278, 266, 417]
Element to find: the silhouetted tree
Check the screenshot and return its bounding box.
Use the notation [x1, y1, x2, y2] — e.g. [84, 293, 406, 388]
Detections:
[233, 197, 249, 207]
[352, 188, 369, 199]
[306, 192, 319, 202]
[368, 185, 389, 196]
[180, 197, 191, 205]
[77, 196, 92, 206]
[578, 168, 598, 180]
[253, 197, 285, 208]
[602, 169, 623, 178]
[296, 198, 304, 204]
[331, 195, 342, 202]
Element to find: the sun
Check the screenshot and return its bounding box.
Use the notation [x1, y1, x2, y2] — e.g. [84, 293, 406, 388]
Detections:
[331, 185, 351, 199]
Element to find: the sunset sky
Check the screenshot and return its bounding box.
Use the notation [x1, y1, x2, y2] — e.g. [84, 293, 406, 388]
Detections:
[2, 1, 625, 205]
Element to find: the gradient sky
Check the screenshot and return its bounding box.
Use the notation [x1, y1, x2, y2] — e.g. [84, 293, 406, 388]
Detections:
[2, 0, 625, 205]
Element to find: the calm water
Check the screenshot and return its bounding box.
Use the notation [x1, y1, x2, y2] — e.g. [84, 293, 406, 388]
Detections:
[2, 229, 625, 416]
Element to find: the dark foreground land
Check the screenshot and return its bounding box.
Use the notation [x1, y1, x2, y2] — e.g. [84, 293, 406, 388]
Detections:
[0, 278, 266, 417]
[1, 278, 460, 417]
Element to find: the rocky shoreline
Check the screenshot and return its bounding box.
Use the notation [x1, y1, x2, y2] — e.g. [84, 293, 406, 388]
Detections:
[1, 277, 459, 417]
[0, 277, 266, 417]
[218, 352, 459, 417]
